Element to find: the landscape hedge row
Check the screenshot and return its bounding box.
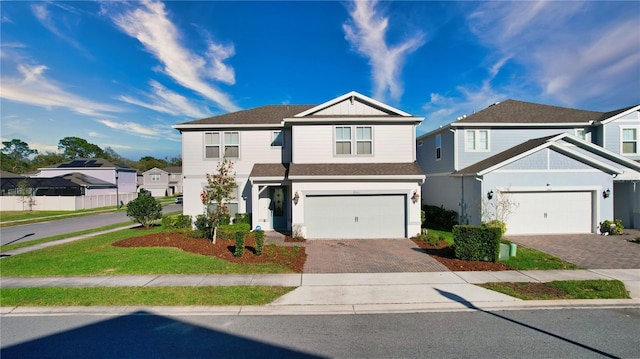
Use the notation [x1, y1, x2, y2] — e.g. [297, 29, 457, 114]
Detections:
[453, 225, 502, 262]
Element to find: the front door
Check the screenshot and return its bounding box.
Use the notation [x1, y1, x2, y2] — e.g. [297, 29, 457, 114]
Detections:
[271, 187, 287, 230]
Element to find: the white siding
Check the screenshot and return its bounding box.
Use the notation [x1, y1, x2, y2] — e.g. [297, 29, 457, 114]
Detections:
[293, 124, 415, 163]
[312, 98, 388, 116]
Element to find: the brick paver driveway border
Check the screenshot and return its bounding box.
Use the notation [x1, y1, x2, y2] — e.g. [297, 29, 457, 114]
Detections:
[506, 229, 640, 269]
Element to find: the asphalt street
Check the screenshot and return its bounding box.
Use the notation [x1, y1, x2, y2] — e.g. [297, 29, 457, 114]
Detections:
[0, 203, 182, 246]
[1, 308, 638, 358]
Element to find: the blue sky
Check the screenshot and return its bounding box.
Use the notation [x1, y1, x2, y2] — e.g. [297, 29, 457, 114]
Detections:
[2, 1, 639, 161]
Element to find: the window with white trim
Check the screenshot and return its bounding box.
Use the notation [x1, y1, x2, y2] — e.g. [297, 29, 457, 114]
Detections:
[465, 130, 489, 151]
[334, 126, 373, 156]
[204, 131, 240, 159]
[435, 134, 442, 160]
[621, 127, 638, 154]
[271, 131, 283, 147]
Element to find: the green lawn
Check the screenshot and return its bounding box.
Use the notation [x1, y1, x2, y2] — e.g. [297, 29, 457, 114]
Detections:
[0, 227, 296, 277]
[0, 286, 294, 306]
[425, 228, 454, 245]
[480, 280, 630, 300]
[500, 243, 581, 270]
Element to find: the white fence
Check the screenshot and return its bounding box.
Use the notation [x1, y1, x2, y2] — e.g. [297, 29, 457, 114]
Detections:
[0, 193, 138, 211]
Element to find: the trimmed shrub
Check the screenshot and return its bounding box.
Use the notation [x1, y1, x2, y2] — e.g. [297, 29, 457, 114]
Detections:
[453, 225, 502, 262]
[194, 214, 215, 239]
[416, 233, 441, 246]
[161, 214, 192, 229]
[254, 229, 265, 256]
[234, 213, 251, 225]
[217, 223, 251, 240]
[126, 195, 162, 228]
[482, 220, 507, 237]
[423, 205, 458, 231]
[234, 231, 245, 257]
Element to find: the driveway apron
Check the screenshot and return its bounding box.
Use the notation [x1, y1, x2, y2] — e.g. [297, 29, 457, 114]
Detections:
[302, 238, 449, 273]
[506, 229, 640, 269]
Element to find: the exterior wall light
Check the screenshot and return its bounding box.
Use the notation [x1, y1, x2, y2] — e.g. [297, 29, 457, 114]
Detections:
[487, 190, 494, 200]
[293, 191, 300, 205]
[411, 190, 420, 204]
[602, 188, 610, 198]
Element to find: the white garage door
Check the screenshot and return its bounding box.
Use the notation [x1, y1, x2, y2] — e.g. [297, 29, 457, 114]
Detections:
[505, 191, 593, 235]
[305, 195, 406, 239]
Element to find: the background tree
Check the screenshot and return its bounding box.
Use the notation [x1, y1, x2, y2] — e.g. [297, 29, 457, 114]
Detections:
[58, 136, 105, 159]
[137, 156, 169, 172]
[31, 152, 68, 169]
[1, 139, 38, 173]
[200, 159, 237, 243]
[126, 195, 163, 228]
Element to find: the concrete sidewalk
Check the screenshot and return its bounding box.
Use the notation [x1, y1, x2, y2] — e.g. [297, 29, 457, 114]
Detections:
[2, 269, 638, 315]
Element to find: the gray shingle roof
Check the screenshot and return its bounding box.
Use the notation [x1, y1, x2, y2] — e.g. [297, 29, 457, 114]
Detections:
[453, 135, 558, 175]
[178, 105, 315, 126]
[597, 105, 638, 123]
[42, 158, 134, 170]
[456, 100, 603, 124]
[250, 162, 425, 178]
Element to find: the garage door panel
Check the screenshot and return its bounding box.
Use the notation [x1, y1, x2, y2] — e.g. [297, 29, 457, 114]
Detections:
[506, 191, 592, 235]
[305, 195, 405, 239]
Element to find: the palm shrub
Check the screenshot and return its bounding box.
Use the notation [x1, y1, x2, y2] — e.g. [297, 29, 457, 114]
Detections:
[234, 231, 245, 257]
[126, 195, 162, 228]
[254, 229, 265, 256]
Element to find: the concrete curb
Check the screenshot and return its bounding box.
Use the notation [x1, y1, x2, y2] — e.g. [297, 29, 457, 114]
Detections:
[2, 299, 638, 316]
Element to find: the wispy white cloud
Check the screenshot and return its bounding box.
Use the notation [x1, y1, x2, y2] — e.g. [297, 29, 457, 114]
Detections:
[30, 3, 90, 56]
[1, 63, 123, 116]
[119, 80, 211, 118]
[466, 1, 640, 107]
[97, 119, 160, 137]
[343, 0, 425, 102]
[109, 0, 240, 112]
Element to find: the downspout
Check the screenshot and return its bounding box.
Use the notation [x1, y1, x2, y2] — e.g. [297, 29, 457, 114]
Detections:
[475, 176, 484, 225]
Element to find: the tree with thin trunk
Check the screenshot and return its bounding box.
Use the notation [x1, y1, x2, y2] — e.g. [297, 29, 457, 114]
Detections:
[200, 158, 237, 244]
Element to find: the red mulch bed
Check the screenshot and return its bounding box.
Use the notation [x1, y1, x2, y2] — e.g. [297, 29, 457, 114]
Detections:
[113, 232, 306, 272]
[412, 238, 513, 271]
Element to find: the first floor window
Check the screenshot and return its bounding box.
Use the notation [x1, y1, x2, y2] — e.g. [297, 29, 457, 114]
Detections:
[622, 128, 638, 154]
[465, 130, 489, 151]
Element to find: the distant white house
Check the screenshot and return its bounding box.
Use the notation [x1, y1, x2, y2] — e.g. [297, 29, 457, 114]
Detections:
[173, 91, 425, 239]
[139, 166, 183, 197]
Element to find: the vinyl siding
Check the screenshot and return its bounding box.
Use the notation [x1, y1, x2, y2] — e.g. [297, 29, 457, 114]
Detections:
[601, 111, 640, 159]
[292, 124, 415, 163]
[454, 127, 578, 169]
[312, 98, 388, 116]
[417, 129, 455, 175]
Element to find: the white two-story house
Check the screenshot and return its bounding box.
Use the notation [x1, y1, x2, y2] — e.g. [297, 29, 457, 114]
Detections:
[416, 100, 640, 235]
[174, 92, 426, 239]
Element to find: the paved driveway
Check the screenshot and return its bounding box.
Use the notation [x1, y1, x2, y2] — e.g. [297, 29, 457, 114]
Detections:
[505, 229, 640, 269]
[302, 239, 449, 273]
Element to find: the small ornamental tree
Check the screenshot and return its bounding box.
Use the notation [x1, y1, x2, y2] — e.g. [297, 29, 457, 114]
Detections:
[200, 158, 237, 244]
[126, 195, 163, 228]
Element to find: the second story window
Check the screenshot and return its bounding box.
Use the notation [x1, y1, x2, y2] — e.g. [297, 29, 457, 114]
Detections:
[271, 131, 283, 147]
[151, 174, 160, 182]
[575, 129, 588, 140]
[622, 128, 638, 154]
[435, 134, 442, 160]
[465, 130, 489, 152]
[335, 126, 373, 156]
[205, 131, 240, 159]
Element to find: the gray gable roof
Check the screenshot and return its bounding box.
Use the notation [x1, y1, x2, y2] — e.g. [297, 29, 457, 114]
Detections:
[455, 99, 603, 124]
[453, 135, 558, 175]
[178, 105, 315, 126]
[250, 162, 425, 178]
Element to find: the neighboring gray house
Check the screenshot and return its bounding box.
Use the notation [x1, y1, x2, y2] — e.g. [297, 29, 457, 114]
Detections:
[140, 166, 183, 197]
[417, 100, 640, 234]
[174, 91, 425, 239]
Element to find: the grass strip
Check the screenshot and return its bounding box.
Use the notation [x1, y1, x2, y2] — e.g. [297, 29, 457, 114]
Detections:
[480, 280, 630, 300]
[425, 228, 454, 245]
[0, 227, 295, 276]
[0, 222, 135, 252]
[0, 286, 294, 306]
[500, 244, 581, 270]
